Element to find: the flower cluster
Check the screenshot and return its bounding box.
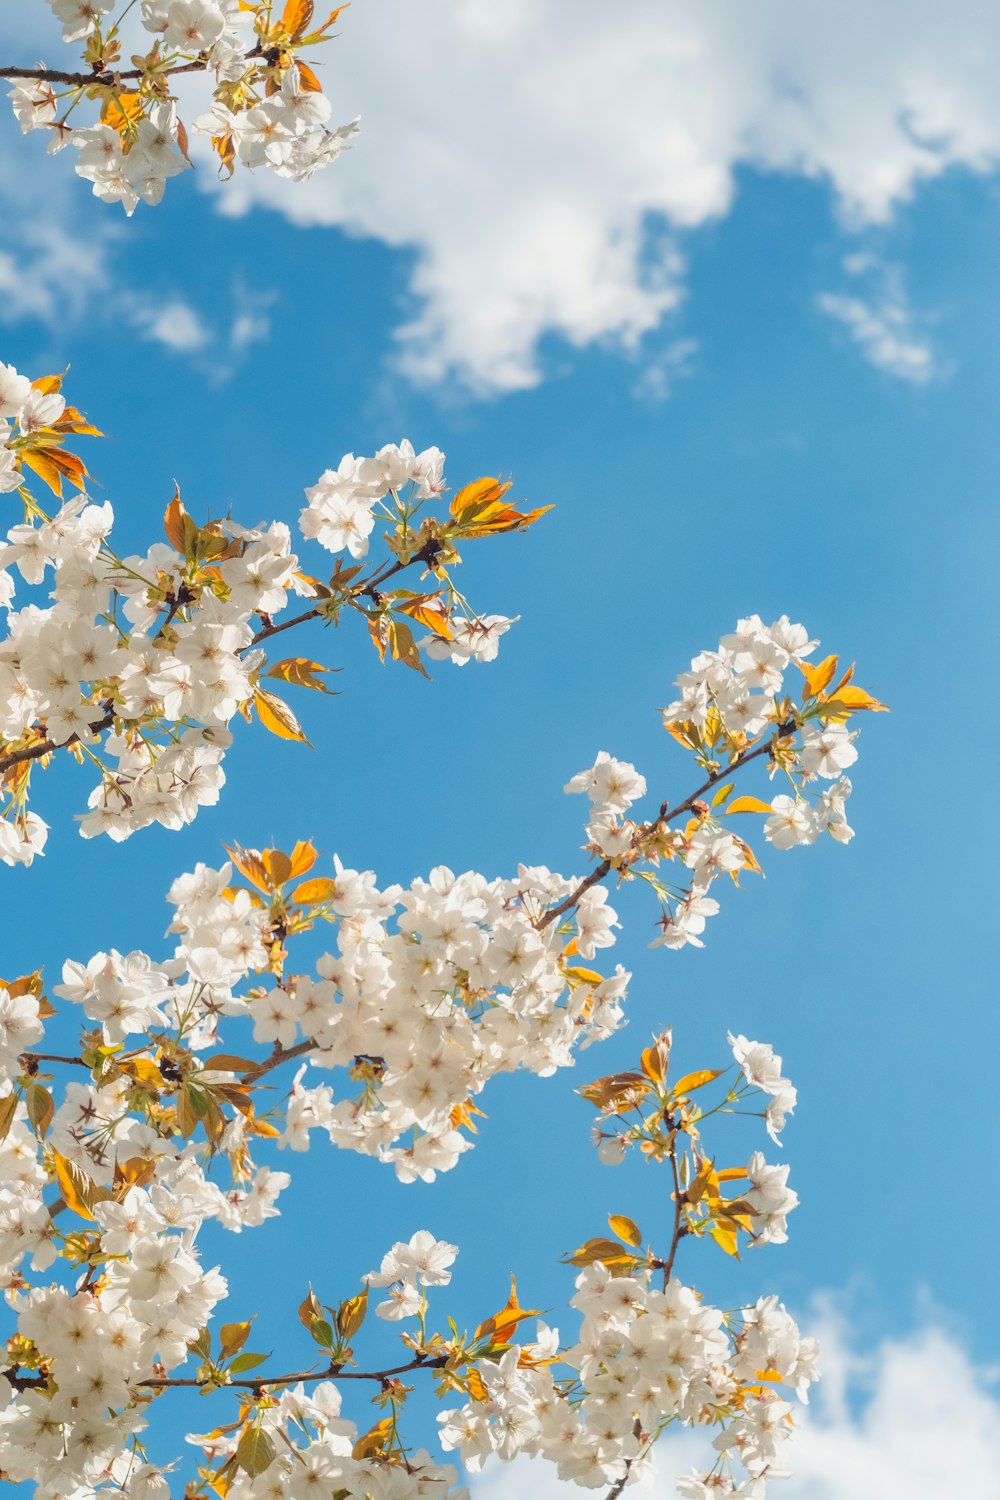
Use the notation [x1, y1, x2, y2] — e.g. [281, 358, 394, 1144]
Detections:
[0, 1015, 818, 1499]
[0, 604, 882, 1498]
[7, 2, 359, 212]
[0, 360, 545, 859]
[569, 611, 886, 952]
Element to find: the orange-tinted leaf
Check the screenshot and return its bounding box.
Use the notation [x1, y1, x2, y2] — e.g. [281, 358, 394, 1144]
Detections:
[52, 1150, 108, 1221]
[336, 1289, 367, 1340]
[297, 60, 323, 91]
[26, 1083, 53, 1138]
[119, 1057, 164, 1090]
[224, 842, 270, 893]
[203, 1054, 259, 1075]
[822, 685, 888, 715]
[450, 477, 511, 519]
[393, 592, 453, 638]
[281, 0, 313, 36]
[640, 1031, 671, 1083]
[113, 1156, 157, 1192]
[474, 1274, 542, 1345]
[352, 1418, 393, 1461]
[562, 1237, 640, 1270]
[292, 877, 338, 904]
[289, 840, 318, 877]
[31, 373, 64, 395]
[101, 92, 144, 136]
[261, 848, 293, 886]
[672, 1068, 723, 1096]
[798, 654, 838, 699]
[266, 657, 335, 693]
[386, 617, 427, 675]
[578, 1071, 651, 1115]
[20, 449, 62, 497]
[164, 489, 186, 551]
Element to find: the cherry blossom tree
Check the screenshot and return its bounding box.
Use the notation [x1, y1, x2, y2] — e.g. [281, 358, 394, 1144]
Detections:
[0, 5, 890, 1498]
[3, 1, 358, 212]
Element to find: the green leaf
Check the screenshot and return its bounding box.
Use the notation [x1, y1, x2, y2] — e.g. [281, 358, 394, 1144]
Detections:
[236, 1425, 275, 1478]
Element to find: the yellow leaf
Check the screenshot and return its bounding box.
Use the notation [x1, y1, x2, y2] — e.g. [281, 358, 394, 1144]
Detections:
[352, 1417, 393, 1461]
[672, 1068, 723, 1096]
[266, 657, 335, 693]
[254, 688, 311, 745]
[662, 717, 699, 750]
[292, 877, 338, 904]
[563, 965, 604, 986]
[26, 1083, 53, 1138]
[725, 796, 773, 814]
[562, 1237, 639, 1270]
[118, 1057, 163, 1090]
[0, 1094, 18, 1144]
[220, 1320, 253, 1358]
[798, 654, 838, 699]
[608, 1214, 642, 1248]
[386, 617, 428, 675]
[336, 1289, 367, 1339]
[709, 1223, 741, 1258]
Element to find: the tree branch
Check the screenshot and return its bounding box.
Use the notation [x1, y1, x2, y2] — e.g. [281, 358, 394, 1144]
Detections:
[539, 721, 794, 931]
[142, 1352, 448, 1394]
[0, 709, 115, 779]
[0, 57, 230, 90]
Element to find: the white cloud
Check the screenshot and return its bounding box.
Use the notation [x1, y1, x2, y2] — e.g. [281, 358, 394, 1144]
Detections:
[203, 0, 1000, 392]
[127, 298, 211, 354]
[4, 0, 1000, 391]
[632, 339, 700, 403]
[817, 256, 946, 383]
[472, 1306, 1000, 1498]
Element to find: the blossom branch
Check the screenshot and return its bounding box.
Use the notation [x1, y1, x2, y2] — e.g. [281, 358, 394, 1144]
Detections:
[539, 721, 794, 930]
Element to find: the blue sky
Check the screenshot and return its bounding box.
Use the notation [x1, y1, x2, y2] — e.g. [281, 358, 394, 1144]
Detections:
[2, 3, 1000, 1492]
